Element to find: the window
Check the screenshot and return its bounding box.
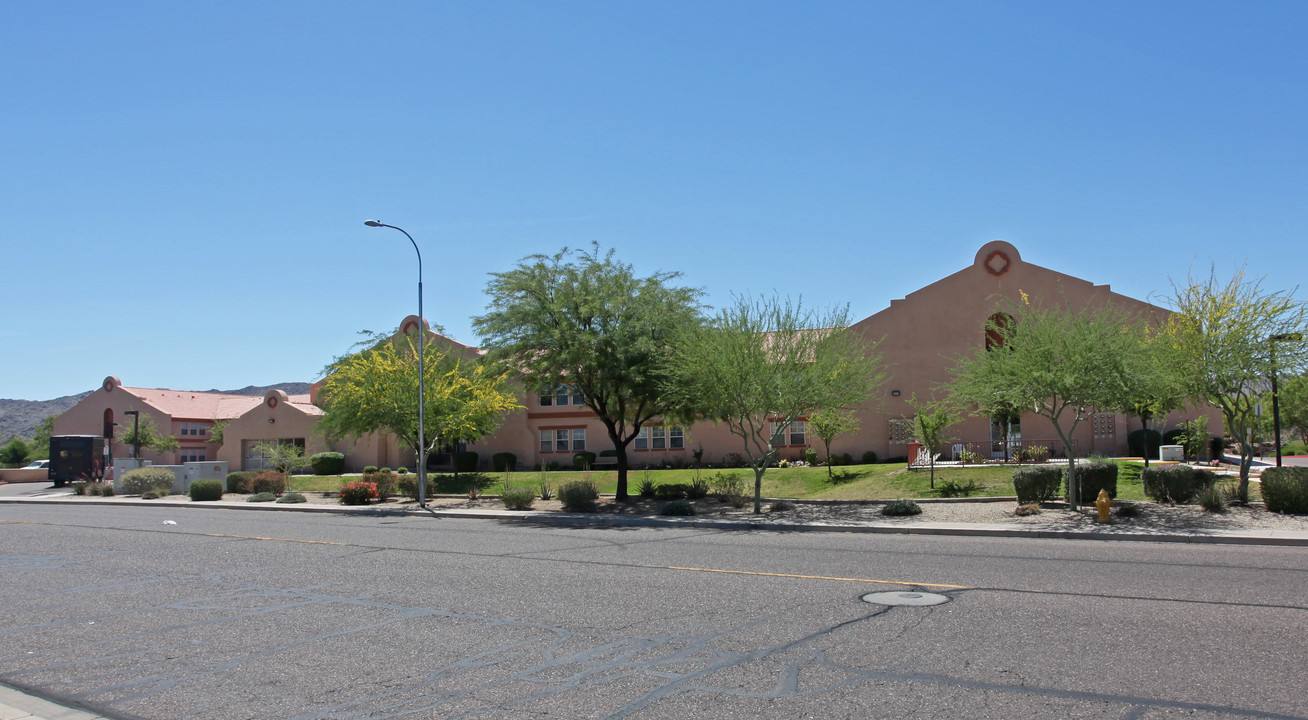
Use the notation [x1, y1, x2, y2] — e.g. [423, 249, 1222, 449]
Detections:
[888, 418, 915, 445]
[636, 425, 684, 451]
[555, 429, 571, 452]
[789, 420, 807, 446]
[180, 449, 206, 463]
[179, 422, 208, 437]
[540, 429, 553, 452]
[1093, 413, 1115, 439]
[539, 389, 553, 407]
[556, 386, 570, 406]
[571, 428, 586, 451]
[541, 386, 585, 406]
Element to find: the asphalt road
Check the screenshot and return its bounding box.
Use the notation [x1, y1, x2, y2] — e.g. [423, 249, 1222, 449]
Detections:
[1, 502, 1305, 720]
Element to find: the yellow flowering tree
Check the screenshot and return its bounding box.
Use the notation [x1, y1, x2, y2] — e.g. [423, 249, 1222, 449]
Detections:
[316, 332, 520, 475]
[1165, 267, 1308, 502]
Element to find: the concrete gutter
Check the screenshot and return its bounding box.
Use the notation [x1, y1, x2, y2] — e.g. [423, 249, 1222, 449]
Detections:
[3, 494, 1306, 547]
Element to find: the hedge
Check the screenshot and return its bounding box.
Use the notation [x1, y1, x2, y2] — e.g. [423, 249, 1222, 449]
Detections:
[1260, 467, 1308, 514]
[1013, 466, 1062, 504]
[121, 467, 176, 496]
[453, 451, 479, 473]
[1142, 465, 1216, 504]
[492, 452, 517, 472]
[188, 478, 223, 501]
[226, 471, 258, 494]
[572, 451, 597, 470]
[1070, 460, 1118, 505]
[310, 452, 345, 475]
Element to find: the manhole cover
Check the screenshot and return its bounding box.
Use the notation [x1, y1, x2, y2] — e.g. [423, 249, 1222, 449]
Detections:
[861, 591, 950, 606]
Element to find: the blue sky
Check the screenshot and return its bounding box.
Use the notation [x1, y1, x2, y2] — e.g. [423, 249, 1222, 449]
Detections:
[3, 1, 1306, 401]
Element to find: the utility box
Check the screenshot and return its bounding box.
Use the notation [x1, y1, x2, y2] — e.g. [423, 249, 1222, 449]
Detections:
[49, 435, 105, 487]
[184, 461, 228, 490]
[1159, 445, 1184, 462]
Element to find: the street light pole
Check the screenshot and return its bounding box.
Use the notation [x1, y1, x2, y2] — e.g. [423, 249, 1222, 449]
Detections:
[365, 220, 428, 508]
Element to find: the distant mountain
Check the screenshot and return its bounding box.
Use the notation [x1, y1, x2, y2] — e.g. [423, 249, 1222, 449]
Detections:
[0, 382, 311, 442]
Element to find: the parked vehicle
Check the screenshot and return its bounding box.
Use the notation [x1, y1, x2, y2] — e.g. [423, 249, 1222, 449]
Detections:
[23, 459, 50, 470]
[48, 435, 105, 487]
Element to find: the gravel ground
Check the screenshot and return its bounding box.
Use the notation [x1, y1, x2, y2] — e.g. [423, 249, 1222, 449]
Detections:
[182, 490, 1308, 534]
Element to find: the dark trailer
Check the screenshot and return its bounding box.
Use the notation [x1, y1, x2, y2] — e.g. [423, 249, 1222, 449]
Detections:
[49, 435, 105, 486]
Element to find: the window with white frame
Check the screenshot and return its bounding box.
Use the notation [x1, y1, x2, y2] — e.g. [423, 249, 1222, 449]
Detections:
[636, 425, 684, 450]
[179, 448, 206, 463]
[888, 418, 915, 445]
[538, 388, 554, 406]
[540, 386, 586, 407]
[789, 420, 807, 446]
[540, 429, 553, 452]
[571, 428, 586, 451]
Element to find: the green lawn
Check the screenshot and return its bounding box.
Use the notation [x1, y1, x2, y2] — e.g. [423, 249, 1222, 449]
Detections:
[286, 460, 1257, 502]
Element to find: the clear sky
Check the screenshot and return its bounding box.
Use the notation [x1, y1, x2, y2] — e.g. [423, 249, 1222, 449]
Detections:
[3, 1, 1305, 401]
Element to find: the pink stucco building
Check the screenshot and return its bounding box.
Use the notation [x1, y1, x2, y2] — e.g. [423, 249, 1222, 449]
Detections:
[53, 242, 1218, 472]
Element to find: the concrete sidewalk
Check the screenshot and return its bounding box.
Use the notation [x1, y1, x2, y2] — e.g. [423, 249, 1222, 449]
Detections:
[0, 684, 110, 720]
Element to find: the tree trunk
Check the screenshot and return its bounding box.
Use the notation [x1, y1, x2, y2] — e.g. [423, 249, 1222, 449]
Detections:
[616, 448, 630, 501]
[753, 464, 766, 514]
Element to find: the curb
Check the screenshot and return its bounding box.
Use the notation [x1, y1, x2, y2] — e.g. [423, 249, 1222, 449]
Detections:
[3, 496, 1307, 547]
[0, 682, 110, 720]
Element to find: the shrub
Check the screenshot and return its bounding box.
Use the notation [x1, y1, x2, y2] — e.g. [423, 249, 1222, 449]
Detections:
[226, 471, 258, 494]
[363, 466, 378, 474]
[121, 467, 176, 496]
[492, 452, 517, 472]
[1016, 445, 1050, 464]
[724, 452, 747, 468]
[804, 448, 819, 465]
[1210, 436, 1227, 461]
[572, 451, 596, 470]
[454, 451, 479, 473]
[309, 452, 345, 475]
[397, 474, 419, 500]
[559, 480, 599, 512]
[1196, 483, 1227, 513]
[364, 468, 397, 501]
[1260, 467, 1308, 514]
[936, 479, 983, 498]
[537, 476, 554, 500]
[74, 481, 114, 497]
[277, 492, 307, 504]
[687, 474, 710, 499]
[247, 492, 276, 502]
[501, 486, 536, 511]
[637, 477, 657, 498]
[769, 500, 795, 512]
[654, 483, 691, 500]
[862, 450, 879, 464]
[188, 479, 223, 501]
[1014, 503, 1042, 516]
[250, 471, 286, 496]
[1128, 429, 1162, 458]
[1279, 441, 1308, 456]
[710, 471, 746, 504]
[1013, 466, 1062, 504]
[659, 500, 696, 516]
[339, 481, 379, 505]
[379, 467, 391, 473]
[882, 499, 923, 516]
[1162, 428, 1186, 447]
[1142, 465, 1217, 504]
[397, 467, 408, 474]
[957, 449, 983, 465]
[1070, 460, 1118, 505]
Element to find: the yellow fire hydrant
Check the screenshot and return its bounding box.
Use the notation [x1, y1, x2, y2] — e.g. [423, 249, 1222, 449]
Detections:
[1095, 488, 1112, 524]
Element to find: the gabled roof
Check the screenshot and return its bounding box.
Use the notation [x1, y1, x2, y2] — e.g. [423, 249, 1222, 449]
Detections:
[122, 386, 263, 421]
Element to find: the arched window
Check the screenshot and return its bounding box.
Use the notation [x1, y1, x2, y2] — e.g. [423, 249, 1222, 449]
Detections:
[985, 313, 1012, 350]
[103, 408, 114, 439]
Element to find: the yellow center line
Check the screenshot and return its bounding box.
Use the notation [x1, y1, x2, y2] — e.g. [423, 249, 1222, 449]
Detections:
[206, 533, 346, 546]
[667, 566, 968, 589]
[0, 520, 41, 525]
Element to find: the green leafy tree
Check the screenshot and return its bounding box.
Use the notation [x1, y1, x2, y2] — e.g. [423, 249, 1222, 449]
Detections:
[209, 418, 230, 447]
[29, 416, 55, 460]
[317, 331, 520, 481]
[1121, 329, 1187, 467]
[474, 244, 703, 501]
[1165, 267, 1308, 503]
[661, 295, 885, 513]
[908, 395, 959, 489]
[0, 437, 31, 467]
[252, 439, 309, 475]
[119, 414, 180, 459]
[807, 408, 859, 479]
[948, 297, 1146, 508]
[1277, 372, 1308, 443]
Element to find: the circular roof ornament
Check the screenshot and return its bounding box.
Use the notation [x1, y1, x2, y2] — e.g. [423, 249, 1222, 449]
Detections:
[984, 250, 1011, 276]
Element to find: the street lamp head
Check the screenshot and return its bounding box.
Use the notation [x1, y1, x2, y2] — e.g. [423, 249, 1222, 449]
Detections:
[364, 219, 384, 227]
